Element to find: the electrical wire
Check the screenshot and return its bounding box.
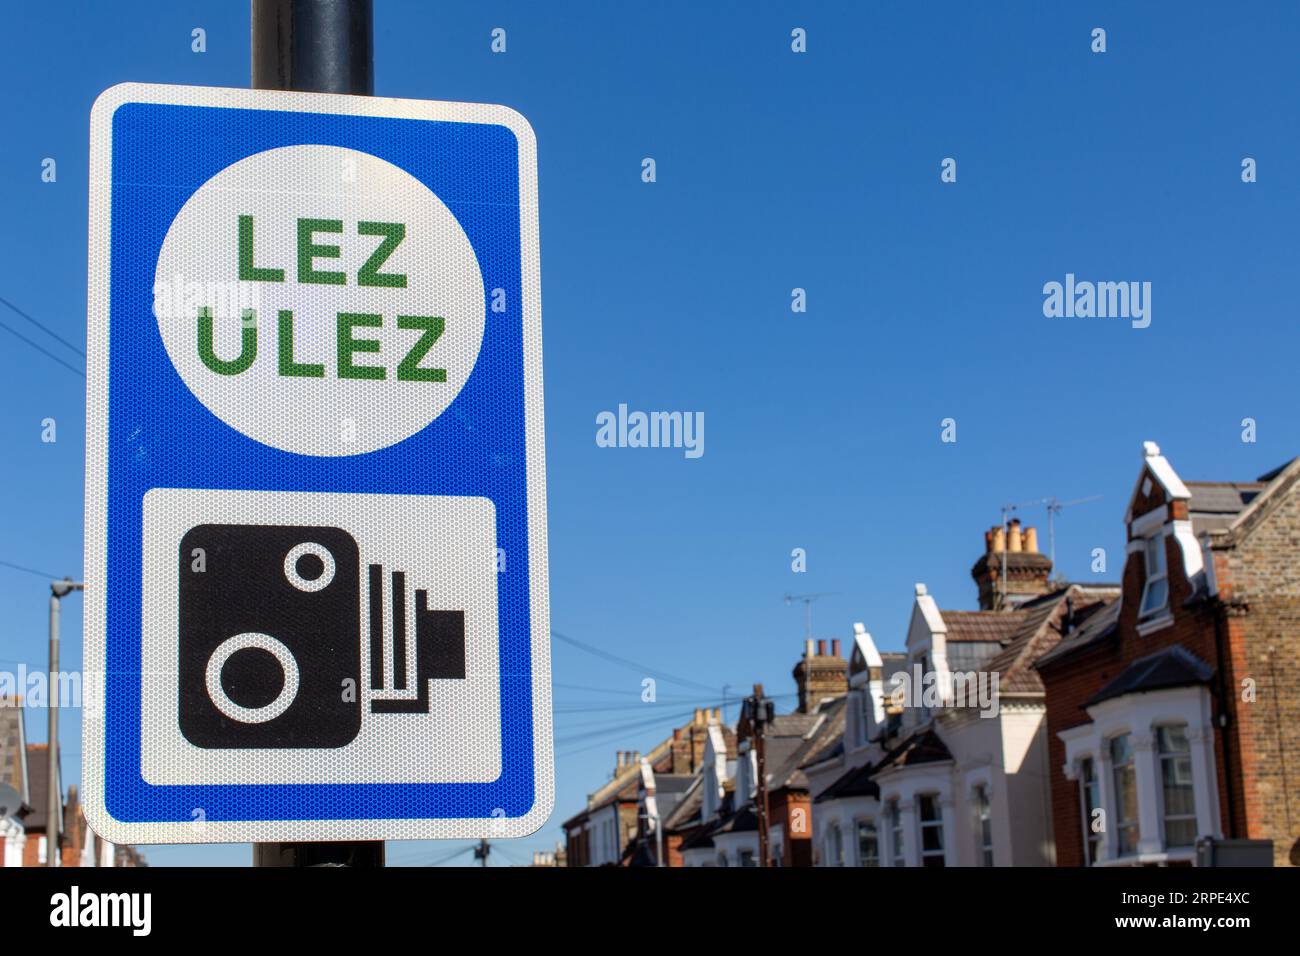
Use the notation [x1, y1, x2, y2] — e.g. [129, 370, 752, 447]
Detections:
[552, 629, 723, 694]
[0, 296, 86, 358]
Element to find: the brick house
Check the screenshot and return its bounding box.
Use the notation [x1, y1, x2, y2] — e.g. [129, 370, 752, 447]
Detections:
[0, 708, 144, 867]
[562, 708, 724, 866]
[805, 525, 1117, 866]
[1035, 441, 1300, 867]
[674, 640, 847, 866]
[0, 699, 31, 866]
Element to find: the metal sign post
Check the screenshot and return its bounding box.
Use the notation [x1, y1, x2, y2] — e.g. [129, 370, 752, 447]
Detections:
[249, 0, 377, 869]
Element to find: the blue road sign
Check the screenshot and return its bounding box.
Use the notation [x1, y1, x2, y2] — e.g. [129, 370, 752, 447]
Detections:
[83, 84, 552, 843]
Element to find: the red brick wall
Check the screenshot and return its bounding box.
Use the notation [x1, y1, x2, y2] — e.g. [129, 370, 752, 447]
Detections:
[1040, 476, 1243, 865]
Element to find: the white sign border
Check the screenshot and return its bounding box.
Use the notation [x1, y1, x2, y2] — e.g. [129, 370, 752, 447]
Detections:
[83, 82, 552, 845]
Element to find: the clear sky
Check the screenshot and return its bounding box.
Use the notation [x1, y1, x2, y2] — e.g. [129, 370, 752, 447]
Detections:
[1, 1, 1297, 867]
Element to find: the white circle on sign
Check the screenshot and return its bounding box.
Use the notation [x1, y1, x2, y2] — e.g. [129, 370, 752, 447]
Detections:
[283, 541, 336, 592]
[153, 145, 486, 456]
[204, 632, 301, 724]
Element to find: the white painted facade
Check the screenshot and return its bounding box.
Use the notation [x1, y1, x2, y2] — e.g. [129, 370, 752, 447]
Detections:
[811, 593, 1061, 866]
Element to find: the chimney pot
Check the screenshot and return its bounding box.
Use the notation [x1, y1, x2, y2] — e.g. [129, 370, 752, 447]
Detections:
[984, 529, 993, 552]
[1008, 519, 1023, 552]
[694, 708, 703, 724]
[817, 639, 827, 656]
[991, 526, 1005, 551]
[805, 638, 814, 659]
[1024, 526, 1039, 554]
[832, 638, 842, 657]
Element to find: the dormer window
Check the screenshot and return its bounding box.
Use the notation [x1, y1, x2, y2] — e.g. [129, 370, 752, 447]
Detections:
[1139, 534, 1168, 618]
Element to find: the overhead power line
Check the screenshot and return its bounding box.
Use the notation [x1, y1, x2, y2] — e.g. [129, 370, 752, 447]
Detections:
[0, 296, 86, 358]
[0, 557, 64, 580]
[0, 316, 84, 378]
[552, 629, 722, 694]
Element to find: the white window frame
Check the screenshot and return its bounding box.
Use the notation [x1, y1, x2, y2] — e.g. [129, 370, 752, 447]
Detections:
[972, 784, 993, 866]
[1108, 733, 1140, 857]
[1156, 723, 1197, 849]
[1138, 533, 1169, 619]
[1078, 755, 1103, 865]
[916, 793, 945, 867]
[887, 799, 904, 867]
[855, 818, 879, 867]
[824, 822, 844, 867]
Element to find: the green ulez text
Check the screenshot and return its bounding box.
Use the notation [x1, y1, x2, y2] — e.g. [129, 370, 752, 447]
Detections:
[195, 215, 446, 382]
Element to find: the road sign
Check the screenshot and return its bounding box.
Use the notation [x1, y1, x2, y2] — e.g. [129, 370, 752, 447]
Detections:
[83, 83, 551, 843]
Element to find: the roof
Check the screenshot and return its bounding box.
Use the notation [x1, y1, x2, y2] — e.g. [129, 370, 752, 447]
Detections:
[770, 697, 846, 791]
[940, 609, 1027, 644]
[875, 728, 952, 772]
[679, 804, 759, 851]
[1033, 597, 1121, 669]
[983, 587, 1119, 694]
[1187, 480, 1266, 533]
[814, 761, 879, 803]
[661, 775, 703, 831]
[1213, 456, 1300, 548]
[1085, 646, 1215, 707]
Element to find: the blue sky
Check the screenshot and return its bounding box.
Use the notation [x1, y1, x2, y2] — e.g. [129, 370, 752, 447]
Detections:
[1, 1, 1297, 866]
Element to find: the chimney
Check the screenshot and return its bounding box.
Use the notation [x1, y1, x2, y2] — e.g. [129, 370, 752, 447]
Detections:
[831, 638, 842, 657]
[804, 638, 814, 659]
[972, 520, 1052, 610]
[793, 638, 847, 713]
[671, 726, 692, 773]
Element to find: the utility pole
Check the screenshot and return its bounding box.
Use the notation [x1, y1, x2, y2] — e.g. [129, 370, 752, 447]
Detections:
[250, 0, 380, 868]
[46, 578, 82, 867]
[473, 838, 491, 867]
[743, 683, 774, 867]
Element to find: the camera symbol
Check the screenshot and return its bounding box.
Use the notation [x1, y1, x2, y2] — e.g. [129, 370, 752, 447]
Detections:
[178, 523, 466, 750]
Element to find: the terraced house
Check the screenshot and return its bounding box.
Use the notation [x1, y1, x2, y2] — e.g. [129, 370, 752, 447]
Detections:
[806, 525, 1118, 866]
[1036, 442, 1300, 867]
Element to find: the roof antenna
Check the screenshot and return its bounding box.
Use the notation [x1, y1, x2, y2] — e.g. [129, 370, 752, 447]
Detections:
[783, 592, 837, 641]
[999, 495, 1103, 606]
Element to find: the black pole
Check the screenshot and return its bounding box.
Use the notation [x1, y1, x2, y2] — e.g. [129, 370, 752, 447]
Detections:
[250, 0, 382, 868]
[252, 0, 373, 95]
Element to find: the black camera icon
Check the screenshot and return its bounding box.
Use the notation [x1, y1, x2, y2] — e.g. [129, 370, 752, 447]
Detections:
[177, 523, 465, 750]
